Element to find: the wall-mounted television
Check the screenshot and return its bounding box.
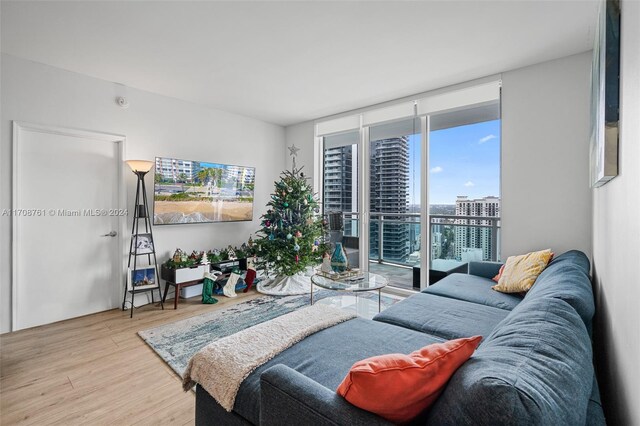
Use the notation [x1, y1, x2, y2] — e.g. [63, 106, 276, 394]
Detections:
[153, 157, 255, 225]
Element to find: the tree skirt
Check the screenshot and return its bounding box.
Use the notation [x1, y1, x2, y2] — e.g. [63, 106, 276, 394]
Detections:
[256, 273, 313, 295]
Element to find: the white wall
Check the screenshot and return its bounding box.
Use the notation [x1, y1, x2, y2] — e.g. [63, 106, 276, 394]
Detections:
[287, 53, 593, 261]
[0, 54, 285, 333]
[501, 52, 592, 258]
[592, 1, 640, 424]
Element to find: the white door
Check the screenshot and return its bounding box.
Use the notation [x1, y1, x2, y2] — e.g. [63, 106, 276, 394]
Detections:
[13, 123, 124, 331]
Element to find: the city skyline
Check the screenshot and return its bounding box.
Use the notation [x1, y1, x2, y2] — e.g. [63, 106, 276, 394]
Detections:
[406, 119, 501, 205]
[323, 120, 502, 264]
[429, 119, 501, 204]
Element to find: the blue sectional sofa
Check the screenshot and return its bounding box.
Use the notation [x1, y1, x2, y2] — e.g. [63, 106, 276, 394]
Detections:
[195, 250, 605, 425]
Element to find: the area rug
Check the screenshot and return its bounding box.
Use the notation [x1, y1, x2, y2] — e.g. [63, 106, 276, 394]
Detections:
[138, 290, 402, 377]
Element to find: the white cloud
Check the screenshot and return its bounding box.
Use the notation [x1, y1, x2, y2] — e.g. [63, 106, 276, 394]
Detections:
[464, 181, 475, 187]
[430, 166, 443, 174]
[479, 134, 497, 144]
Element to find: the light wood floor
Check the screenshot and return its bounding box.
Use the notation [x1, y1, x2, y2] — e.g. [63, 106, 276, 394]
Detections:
[0, 291, 262, 425]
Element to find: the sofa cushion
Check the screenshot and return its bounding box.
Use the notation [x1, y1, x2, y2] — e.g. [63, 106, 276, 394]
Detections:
[426, 297, 594, 426]
[468, 261, 503, 280]
[336, 336, 482, 424]
[422, 273, 523, 311]
[525, 260, 595, 333]
[232, 318, 442, 424]
[373, 293, 509, 341]
[547, 249, 590, 273]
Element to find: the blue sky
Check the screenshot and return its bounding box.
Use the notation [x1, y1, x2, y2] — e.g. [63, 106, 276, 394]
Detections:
[407, 119, 501, 205]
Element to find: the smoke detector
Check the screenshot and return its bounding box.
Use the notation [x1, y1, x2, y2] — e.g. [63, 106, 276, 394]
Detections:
[116, 96, 129, 109]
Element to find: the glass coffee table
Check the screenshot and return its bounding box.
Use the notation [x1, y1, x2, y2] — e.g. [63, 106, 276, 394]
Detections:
[310, 272, 389, 313]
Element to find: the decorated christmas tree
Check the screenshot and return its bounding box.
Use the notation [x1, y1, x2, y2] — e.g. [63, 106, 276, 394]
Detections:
[255, 166, 329, 294]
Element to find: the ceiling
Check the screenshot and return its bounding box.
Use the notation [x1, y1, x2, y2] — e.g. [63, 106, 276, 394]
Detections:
[1, 1, 598, 126]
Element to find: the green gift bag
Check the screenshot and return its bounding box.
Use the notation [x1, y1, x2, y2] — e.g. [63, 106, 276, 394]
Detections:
[202, 277, 218, 304]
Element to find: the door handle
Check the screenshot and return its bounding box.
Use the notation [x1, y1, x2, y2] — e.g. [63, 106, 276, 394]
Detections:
[101, 231, 117, 237]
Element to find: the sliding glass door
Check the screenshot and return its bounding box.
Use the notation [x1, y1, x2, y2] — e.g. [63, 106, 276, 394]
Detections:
[428, 107, 501, 284]
[322, 131, 360, 265]
[367, 118, 421, 289]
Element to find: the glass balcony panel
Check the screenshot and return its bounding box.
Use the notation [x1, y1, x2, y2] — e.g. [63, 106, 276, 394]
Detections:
[343, 215, 359, 238]
[430, 216, 500, 265]
[368, 216, 421, 267]
[364, 213, 500, 290]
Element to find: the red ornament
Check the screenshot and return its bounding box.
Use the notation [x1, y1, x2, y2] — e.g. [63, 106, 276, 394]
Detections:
[295, 255, 299, 263]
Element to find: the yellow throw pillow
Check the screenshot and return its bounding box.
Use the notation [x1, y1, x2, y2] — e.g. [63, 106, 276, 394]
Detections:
[492, 249, 553, 293]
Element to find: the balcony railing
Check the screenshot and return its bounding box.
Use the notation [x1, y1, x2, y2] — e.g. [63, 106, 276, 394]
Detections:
[336, 212, 501, 268]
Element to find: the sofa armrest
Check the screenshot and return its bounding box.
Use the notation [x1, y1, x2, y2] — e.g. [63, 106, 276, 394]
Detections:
[260, 364, 392, 426]
[468, 261, 503, 279]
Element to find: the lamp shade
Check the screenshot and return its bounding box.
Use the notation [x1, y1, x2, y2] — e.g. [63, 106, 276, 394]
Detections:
[125, 160, 154, 173]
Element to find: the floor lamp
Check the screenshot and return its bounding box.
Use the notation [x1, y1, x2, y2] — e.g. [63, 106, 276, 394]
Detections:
[124, 160, 164, 317]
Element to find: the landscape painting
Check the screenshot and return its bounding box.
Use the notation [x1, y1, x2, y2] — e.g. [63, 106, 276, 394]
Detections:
[153, 157, 255, 225]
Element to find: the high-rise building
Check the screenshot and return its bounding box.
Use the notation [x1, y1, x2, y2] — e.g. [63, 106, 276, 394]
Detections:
[369, 137, 410, 263]
[454, 195, 500, 261]
[226, 165, 255, 188]
[322, 138, 410, 263]
[155, 158, 201, 183]
[323, 146, 354, 212]
[323, 145, 356, 235]
[431, 231, 442, 260]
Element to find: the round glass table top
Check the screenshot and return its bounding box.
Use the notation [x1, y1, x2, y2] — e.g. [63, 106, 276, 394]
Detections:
[310, 271, 388, 292]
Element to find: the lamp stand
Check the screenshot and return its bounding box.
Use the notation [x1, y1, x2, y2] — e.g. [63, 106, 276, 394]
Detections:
[123, 170, 164, 317]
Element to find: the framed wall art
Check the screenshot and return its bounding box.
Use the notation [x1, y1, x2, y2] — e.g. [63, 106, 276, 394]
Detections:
[134, 233, 155, 255]
[127, 266, 158, 291]
[153, 157, 255, 225]
[590, 0, 621, 187]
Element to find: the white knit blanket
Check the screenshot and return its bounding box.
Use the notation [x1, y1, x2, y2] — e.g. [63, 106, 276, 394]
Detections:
[182, 304, 356, 411]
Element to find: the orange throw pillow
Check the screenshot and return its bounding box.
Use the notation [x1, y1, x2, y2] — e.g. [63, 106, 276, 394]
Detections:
[336, 336, 482, 424]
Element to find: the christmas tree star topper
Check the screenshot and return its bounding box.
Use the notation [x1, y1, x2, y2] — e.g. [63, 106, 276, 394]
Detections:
[288, 144, 300, 169]
[288, 144, 300, 156]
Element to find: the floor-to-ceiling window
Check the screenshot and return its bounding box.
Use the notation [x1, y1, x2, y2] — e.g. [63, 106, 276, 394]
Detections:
[428, 111, 501, 280]
[322, 131, 360, 265]
[317, 79, 501, 290]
